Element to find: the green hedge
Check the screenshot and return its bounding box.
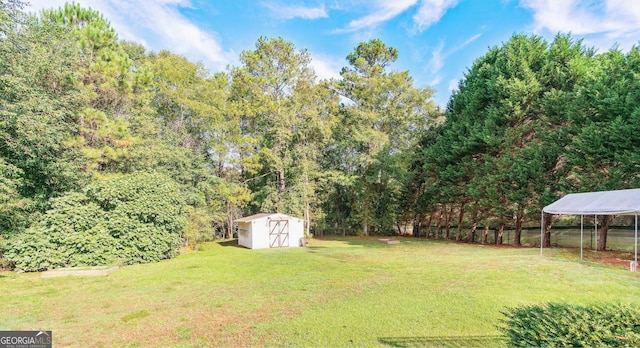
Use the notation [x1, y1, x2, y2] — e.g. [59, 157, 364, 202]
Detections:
[499, 303, 640, 347]
[4, 172, 186, 271]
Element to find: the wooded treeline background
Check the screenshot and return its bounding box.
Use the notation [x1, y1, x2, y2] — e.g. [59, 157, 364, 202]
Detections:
[1, 1, 639, 270]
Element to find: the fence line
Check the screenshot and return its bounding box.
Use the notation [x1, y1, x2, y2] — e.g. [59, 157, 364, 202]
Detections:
[314, 226, 639, 252]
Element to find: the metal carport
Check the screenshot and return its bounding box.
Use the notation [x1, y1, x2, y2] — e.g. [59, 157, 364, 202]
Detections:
[541, 188, 640, 267]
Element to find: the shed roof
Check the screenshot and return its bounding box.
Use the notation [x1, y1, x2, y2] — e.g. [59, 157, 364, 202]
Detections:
[543, 188, 640, 215]
[234, 213, 296, 223]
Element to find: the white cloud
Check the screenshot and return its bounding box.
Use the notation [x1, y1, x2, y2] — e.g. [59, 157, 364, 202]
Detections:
[448, 78, 459, 93]
[341, 0, 418, 32]
[428, 41, 445, 73]
[427, 32, 480, 76]
[335, 0, 457, 34]
[429, 75, 442, 86]
[459, 32, 482, 47]
[26, 0, 236, 73]
[263, 3, 328, 19]
[413, 0, 459, 31]
[521, 0, 640, 50]
[309, 52, 343, 81]
[423, 32, 480, 107]
[521, 0, 607, 34]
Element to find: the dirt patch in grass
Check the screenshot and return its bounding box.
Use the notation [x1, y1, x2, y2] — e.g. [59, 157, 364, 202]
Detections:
[41, 266, 119, 278]
[581, 249, 638, 270]
[46, 298, 294, 347]
[450, 241, 638, 271]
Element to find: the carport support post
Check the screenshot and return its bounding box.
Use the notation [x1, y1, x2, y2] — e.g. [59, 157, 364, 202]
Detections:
[580, 215, 583, 261]
[594, 215, 597, 250]
[540, 211, 544, 256]
[635, 213, 638, 268]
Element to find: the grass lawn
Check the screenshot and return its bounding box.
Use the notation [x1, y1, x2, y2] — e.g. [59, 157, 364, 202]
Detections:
[2, 237, 640, 347]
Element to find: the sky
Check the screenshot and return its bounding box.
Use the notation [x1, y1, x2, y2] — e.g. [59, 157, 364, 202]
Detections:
[26, 0, 640, 108]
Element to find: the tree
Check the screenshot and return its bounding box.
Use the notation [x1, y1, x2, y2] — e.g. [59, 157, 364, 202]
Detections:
[42, 3, 134, 114]
[0, 10, 88, 215]
[564, 47, 640, 250]
[231, 36, 336, 234]
[0, 0, 26, 37]
[328, 38, 439, 235]
[410, 34, 593, 246]
[38, 3, 144, 176]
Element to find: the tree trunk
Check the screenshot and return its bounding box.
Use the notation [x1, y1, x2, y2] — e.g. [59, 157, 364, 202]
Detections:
[363, 217, 369, 237]
[469, 221, 478, 243]
[277, 168, 285, 193]
[362, 187, 370, 237]
[597, 215, 612, 251]
[426, 213, 434, 239]
[216, 160, 225, 177]
[457, 202, 465, 241]
[482, 225, 489, 244]
[497, 224, 504, 245]
[445, 204, 453, 240]
[412, 214, 421, 238]
[435, 206, 443, 239]
[226, 200, 234, 240]
[514, 206, 524, 247]
[304, 170, 310, 238]
[543, 214, 553, 247]
[304, 201, 310, 238]
[469, 208, 479, 243]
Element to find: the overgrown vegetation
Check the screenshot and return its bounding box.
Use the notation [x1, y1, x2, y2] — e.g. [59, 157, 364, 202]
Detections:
[5, 172, 186, 271]
[500, 303, 640, 347]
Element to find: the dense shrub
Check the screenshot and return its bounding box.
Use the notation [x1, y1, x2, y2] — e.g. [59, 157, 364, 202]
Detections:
[0, 159, 33, 235]
[87, 172, 186, 263]
[4, 172, 186, 271]
[499, 303, 640, 347]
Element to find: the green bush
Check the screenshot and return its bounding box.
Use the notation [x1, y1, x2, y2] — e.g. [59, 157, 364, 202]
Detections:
[87, 172, 186, 264]
[4, 172, 186, 271]
[499, 303, 640, 347]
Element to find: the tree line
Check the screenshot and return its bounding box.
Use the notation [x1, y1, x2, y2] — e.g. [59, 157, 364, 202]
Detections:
[406, 34, 640, 251]
[0, 2, 440, 270]
[1, 1, 638, 270]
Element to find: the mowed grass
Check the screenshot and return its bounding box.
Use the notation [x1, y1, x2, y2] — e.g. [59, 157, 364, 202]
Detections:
[2, 238, 640, 347]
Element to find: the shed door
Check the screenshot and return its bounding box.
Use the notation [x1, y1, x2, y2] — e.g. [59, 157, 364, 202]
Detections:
[269, 220, 289, 248]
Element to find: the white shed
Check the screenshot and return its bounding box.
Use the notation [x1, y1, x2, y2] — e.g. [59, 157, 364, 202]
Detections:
[235, 213, 305, 249]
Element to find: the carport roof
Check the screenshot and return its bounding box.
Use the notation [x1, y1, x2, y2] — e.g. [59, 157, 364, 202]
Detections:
[543, 188, 640, 216]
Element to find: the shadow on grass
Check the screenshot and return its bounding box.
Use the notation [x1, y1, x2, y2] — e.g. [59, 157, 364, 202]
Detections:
[305, 246, 330, 253]
[217, 240, 242, 248]
[378, 335, 506, 347]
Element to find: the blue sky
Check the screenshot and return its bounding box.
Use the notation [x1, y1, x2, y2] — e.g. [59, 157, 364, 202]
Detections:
[27, 0, 640, 107]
